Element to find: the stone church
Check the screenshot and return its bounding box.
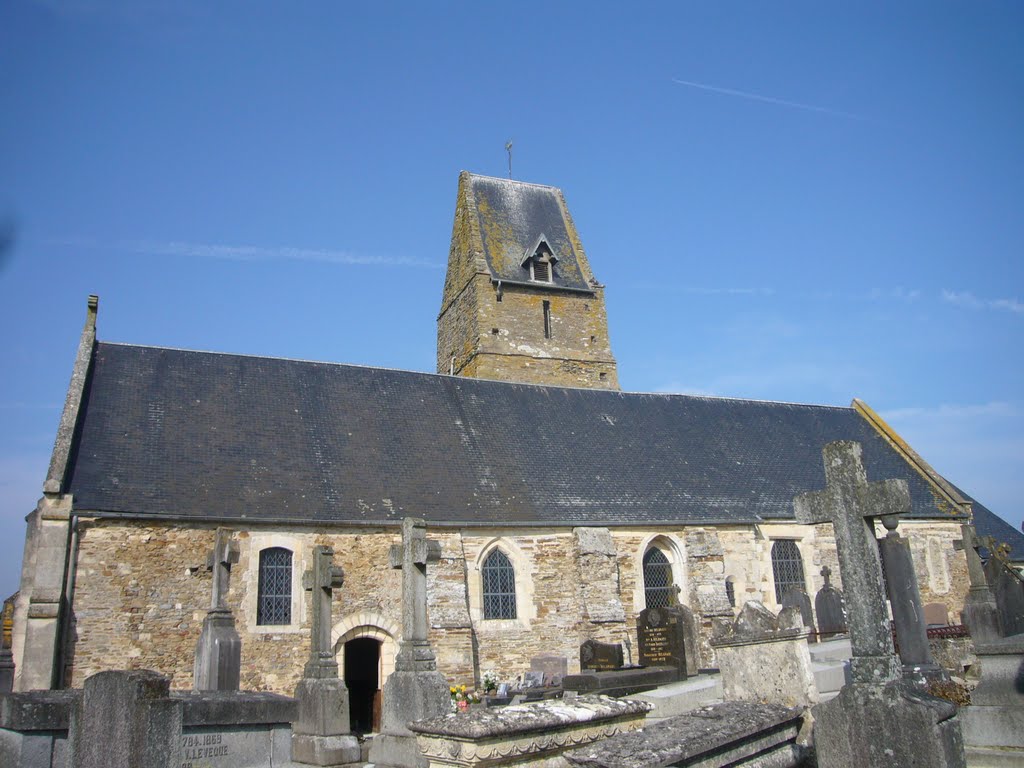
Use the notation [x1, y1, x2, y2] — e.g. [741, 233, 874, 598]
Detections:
[12, 171, 1023, 730]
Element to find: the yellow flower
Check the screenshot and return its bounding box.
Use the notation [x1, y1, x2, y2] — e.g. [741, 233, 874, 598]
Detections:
[450, 686, 456, 694]
[461, 684, 467, 692]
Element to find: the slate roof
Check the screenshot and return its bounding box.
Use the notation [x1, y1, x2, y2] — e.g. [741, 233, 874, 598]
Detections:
[468, 174, 594, 292]
[64, 341, 991, 530]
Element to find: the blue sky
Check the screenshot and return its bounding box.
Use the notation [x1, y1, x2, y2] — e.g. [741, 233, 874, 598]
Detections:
[1, 1, 1022, 599]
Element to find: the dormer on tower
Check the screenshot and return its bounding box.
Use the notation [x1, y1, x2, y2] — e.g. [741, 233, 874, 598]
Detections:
[437, 172, 619, 390]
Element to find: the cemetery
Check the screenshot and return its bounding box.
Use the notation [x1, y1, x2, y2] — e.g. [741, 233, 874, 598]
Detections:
[2, 443, 1023, 767]
[4, 174, 1024, 768]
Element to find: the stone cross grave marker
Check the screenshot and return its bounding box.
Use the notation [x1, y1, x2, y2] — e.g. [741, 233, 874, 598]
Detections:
[388, 517, 442, 670]
[955, 524, 988, 590]
[208, 527, 239, 610]
[193, 527, 242, 691]
[814, 566, 847, 640]
[303, 545, 345, 679]
[955, 524, 1004, 641]
[794, 440, 908, 685]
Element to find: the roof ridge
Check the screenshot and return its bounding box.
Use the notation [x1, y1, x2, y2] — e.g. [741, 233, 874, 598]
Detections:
[465, 171, 561, 191]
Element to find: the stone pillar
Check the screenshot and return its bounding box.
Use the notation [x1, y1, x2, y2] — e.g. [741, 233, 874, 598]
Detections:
[15, 495, 73, 691]
[1, 594, 15, 693]
[878, 515, 943, 683]
[69, 670, 182, 768]
[369, 518, 450, 768]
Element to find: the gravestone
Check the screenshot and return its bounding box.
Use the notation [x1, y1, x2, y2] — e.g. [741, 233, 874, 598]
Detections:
[710, 601, 818, 707]
[878, 514, 943, 683]
[369, 518, 450, 768]
[795, 441, 965, 768]
[579, 639, 623, 671]
[193, 528, 242, 692]
[636, 606, 687, 680]
[292, 545, 360, 767]
[955, 524, 1003, 642]
[531, 654, 567, 686]
[984, 557, 1024, 636]
[780, 587, 816, 642]
[522, 670, 545, 688]
[924, 602, 950, 627]
[1, 593, 15, 693]
[815, 566, 847, 639]
[69, 670, 182, 768]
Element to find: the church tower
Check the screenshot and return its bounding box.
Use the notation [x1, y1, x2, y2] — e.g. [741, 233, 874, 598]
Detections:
[437, 172, 619, 390]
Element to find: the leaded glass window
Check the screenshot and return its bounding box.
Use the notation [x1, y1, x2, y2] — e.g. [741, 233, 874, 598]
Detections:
[771, 540, 806, 603]
[482, 549, 517, 620]
[643, 548, 675, 609]
[257, 547, 292, 625]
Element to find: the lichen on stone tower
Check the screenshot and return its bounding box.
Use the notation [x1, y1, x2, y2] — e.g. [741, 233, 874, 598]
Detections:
[437, 172, 619, 390]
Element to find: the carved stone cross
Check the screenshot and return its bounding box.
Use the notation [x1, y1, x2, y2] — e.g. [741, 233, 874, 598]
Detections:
[302, 545, 345, 679]
[207, 528, 239, 611]
[820, 565, 832, 588]
[794, 441, 909, 685]
[954, 524, 989, 591]
[389, 517, 442, 671]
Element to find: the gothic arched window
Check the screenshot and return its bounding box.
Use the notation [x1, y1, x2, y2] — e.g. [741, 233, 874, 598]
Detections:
[643, 547, 675, 609]
[482, 549, 517, 620]
[771, 540, 806, 603]
[257, 547, 293, 625]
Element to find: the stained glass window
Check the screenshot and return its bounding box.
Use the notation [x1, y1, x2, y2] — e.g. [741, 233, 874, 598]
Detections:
[257, 547, 292, 625]
[771, 540, 806, 603]
[482, 549, 517, 620]
[643, 548, 675, 609]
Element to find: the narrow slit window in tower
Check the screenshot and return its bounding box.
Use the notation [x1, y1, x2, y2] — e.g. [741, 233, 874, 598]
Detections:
[543, 300, 551, 339]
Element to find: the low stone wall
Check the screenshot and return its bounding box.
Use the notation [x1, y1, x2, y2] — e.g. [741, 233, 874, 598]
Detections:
[0, 671, 297, 768]
[409, 695, 650, 767]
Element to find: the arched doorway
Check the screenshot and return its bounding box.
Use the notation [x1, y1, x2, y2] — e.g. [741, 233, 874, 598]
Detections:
[344, 637, 381, 734]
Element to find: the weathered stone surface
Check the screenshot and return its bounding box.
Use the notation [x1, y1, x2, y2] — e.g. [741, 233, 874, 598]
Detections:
[531, 655, 568, 685]
[879, 518, 942, 681]
[712, 601, 818, 707]
[412, 695, 649, 768]
[563, 701, 805, 768]
[193, 610, 242, 692]
[961, 636, 1024, 761]
[69, 669, 182, 768]
[814, 680, 965, 768]
[794, 441, 906, 685]
[562, 666, 679, 697]
[986, 559, 1024, 637]
[574, 528, 626, 623]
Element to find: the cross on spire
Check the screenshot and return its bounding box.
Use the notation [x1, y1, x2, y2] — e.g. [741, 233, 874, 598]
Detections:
[794, 441, 909, 684]
[207, 528, 239, 611]
[302, 545, 345, 679]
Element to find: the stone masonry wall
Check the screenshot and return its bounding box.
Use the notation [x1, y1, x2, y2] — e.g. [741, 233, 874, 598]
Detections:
[65, 518, 969, 696]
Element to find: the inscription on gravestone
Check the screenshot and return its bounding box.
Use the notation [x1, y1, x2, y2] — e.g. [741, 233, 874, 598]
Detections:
[637, 606, 687, 679]
[180, 732, 230, 766]
[579, 639, 623, 671]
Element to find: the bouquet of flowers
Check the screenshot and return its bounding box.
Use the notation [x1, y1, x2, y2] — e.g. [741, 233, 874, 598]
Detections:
[449, 684, 481, 712]
[482, 669, 499, 693]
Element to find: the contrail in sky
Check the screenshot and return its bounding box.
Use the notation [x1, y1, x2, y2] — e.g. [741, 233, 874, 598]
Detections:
[671, 78, 869, 121]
